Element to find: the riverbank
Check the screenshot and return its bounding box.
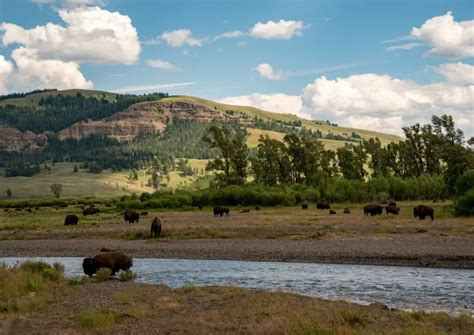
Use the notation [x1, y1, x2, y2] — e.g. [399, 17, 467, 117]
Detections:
[1, 279, 473, 334]
[1, 235, 473, 268]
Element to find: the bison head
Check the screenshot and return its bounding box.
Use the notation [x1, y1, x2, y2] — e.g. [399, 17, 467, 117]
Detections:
[82, 257, 97, 277]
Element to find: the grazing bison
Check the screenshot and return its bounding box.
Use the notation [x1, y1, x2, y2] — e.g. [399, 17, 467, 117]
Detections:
[301, 202, 309, 210]
[213, 206, 230, 217]
[364, 204, 383, 216]
[388, 201, 397, 207]
[414, 205, 434, 221]
[82, 252, 133, 277]
[150, 217, 162, 237]
[83, 207, 100, 216]
[317, 201, 330, 210]
[140, 211, 149, 216]
[343, 208, 351, 214]
[124, 210, 140, 224]
[329, 209, 336, 215]
[385, 205, 400, 215]
[64, 214, 79, 226]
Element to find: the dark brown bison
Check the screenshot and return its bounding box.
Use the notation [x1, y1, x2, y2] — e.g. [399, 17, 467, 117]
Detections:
[301, 202, 309, 210]
[83, 207, 100, 216]
[140, 211, 149, 216]
[317, 201, 330, 210]
[388, 201, 397, 207]
[255, 206, 261, 211]
[364, 204, 383, 216]
[414, 205, 434, 221]
[64, 214, 79, 226]
[150, 217, 162, 237]
[343, 208, 351, 214]
[385, 205, 400, 215]
[213, 206, 230, 217]
[198, 205, 203, 210]
[82, 251, 133, 277]
[329, 209, 336, 215]
[124, 210, 140, 224]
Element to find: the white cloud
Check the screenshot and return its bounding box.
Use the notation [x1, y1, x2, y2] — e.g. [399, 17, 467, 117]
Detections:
[9, 47, 93, 91]
[256, 63, 283, 80]
[0, 55, 13, 94]
[146, 58, 176, 70]
[385, 42, 422, 51]
[411, 11, 474, 59]
[435, 62, 474, 84]
[301, 74, 474, 135]
[249, 19, 304, 40]
[31, 0, 107, 8]
[112, 82, 196, 93]
[219, 93, 306, 118]
[160, 29, 203, 47]
[1, 6, 140, 64]
[214, 30, 243, 40]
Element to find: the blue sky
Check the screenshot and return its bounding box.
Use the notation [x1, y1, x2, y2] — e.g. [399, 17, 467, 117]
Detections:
[0, 0, 473, 136]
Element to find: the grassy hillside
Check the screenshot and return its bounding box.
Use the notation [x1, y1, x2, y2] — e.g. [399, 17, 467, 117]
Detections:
[163, 95, 402, 145]
[0, 89, 117, 108]
[0, 160, 209, 199]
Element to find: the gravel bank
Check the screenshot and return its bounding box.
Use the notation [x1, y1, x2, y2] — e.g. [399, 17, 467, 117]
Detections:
[1, 235, 473, 268]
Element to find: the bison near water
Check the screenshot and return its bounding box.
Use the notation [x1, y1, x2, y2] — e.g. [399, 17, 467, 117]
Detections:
[414, 205, 434, 221]
[82, 251, 133, 277]
[364, 204, 383, 216]
[385, 205, 400, 215]
[150, 217, 162, 237]
[213, 206, 230, 217]
[83, 207, 100, 216]
[124, 210, 140, 224]
[64, 214, 79, 226]
[317, 201, 330, 210]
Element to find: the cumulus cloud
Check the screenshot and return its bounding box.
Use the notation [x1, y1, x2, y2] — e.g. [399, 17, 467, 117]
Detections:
[301, 74, 474, 135]
[256, 63, 283, 80]
[146, 58, 176, 70]
[410, 11, 474, 59]
[160, 29, 203, 47]
[0, 55, 13, 94]
[214, 30, 244, 40]
[219, 93, 306, 118]
[435, 62, 474, 84]
[249, 19, 304, 40]
[1, 6, 140, 64]
[0, 6, 139, 92]
[9, 47, 93, 91]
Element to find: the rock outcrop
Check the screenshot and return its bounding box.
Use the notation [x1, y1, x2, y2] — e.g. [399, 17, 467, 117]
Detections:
[0, 126, 49, 152]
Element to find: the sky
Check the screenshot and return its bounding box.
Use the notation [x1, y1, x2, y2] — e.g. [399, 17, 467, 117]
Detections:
[0, 0, 473, 136]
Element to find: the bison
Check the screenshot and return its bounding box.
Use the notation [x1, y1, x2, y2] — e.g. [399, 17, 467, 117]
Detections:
[364, 204, 383, 216]
[329, 209, 336, 215]
[150, 217, 162, 237]
[213, 206, 230, 217]
[255, 206, 261, 211]
[124, 210, 140, 224]
[140, 211, 149, 216]
[301, 202, 309, 210]
[64, 214, 79, 226]
[83, 207, 100, 216]
[385, 205, 400, 215]
[414, 205, 434, 221]
[317, 201, 330, 210]
[240, 209, 251, 213]
[343, 208, 351, 214]
[388, 201, 397, 207]
[82, 251, 133, 277]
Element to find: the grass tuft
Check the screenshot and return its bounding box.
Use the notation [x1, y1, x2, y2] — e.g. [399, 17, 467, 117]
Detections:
[75, 309, 116, 330]
[118, 270, 137, 282]
[95, 268, 112, 281]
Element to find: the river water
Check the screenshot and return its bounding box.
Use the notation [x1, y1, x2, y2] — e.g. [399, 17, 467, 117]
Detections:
[1, 257, 472, 315]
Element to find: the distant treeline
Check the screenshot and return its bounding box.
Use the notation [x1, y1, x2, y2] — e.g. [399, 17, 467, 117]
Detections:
[0, 89, 57, 101]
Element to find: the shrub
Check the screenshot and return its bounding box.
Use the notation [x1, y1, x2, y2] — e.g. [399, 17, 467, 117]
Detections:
[454, 188, 474, 217]
[118, 270, 137, 282]
[95, 268, 112, 281]
[455, 170, 474, 197]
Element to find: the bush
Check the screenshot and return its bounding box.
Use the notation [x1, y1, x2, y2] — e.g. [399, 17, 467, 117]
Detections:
[95, 268, 112, 281]
[455, 170, 474, 197]
[454, 188, 474, 217]
[118, 270, 137, 282]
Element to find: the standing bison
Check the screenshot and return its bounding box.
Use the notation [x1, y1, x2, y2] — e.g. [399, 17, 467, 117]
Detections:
[83, 207, 100, 216]
[317, 201, 330, 210]
[329, 209, 336, 215]
[213, 206, 230, 217]
[414, 205, 434, 221]
[364, 204, 383, 216]
[343, 208, 351, 214]
[385, 205, 400, 215]
[82, 251, 133, 277]
[124, 210, 140, 224]
[150, 217, 162, 237]
[64, 214, 79, 226]
[301, 202, 309, 210]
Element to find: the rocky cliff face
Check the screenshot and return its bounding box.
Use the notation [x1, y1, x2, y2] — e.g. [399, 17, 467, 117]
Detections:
[0, 126, 49, 152]
[57, 100, 252, 141]
[0, 100, 255, 151]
